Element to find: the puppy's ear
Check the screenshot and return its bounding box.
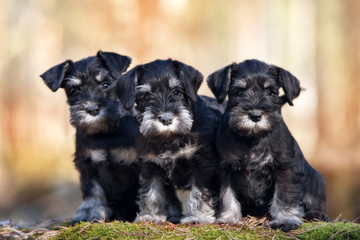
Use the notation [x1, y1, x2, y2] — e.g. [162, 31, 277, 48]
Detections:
[206, 63, 235, 104]
[269, 66, 301, 106]
[40, 60, 73, 92]
[115, 66, 142, 110]
[173, 60, 203, 102]
[97, 51, 132, 78]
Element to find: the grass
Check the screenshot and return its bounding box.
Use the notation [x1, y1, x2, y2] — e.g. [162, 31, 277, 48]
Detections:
[1, 217, 359, 240]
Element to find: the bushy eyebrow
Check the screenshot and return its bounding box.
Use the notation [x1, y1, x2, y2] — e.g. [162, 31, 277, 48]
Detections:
[263, 78, 277, 89]
[168, 77, 182, 89]
[136, 83, 151, 93]
[231, 79, 247, 89]
[64, 77, 82, 87]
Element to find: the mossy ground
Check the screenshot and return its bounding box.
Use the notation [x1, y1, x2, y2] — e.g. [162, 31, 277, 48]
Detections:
[1, 217, 359, 239]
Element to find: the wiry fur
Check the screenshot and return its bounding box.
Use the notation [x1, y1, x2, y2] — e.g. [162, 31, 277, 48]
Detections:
[115, 59, 225, 223]
[40, 51, 140, 224]
[207, 59, 329, 231]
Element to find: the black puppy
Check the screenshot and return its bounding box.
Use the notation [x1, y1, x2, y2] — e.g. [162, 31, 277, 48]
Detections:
[207, 59, 329, 231]
[115, 59, 224, 223]
[40, 51, 140, 224]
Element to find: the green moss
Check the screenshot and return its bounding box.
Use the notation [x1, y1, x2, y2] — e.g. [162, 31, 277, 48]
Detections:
[295, 221, 360, 240]
[51, 221, 282, 240]
[2, 220, 358, 240]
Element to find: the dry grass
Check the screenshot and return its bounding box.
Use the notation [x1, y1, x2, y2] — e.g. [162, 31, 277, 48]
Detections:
[0, 216, 359, 240]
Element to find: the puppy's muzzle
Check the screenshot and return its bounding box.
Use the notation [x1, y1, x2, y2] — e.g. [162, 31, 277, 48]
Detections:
[158, 112, 174, 126]
[248, 110, 263, 122]
[86, 103, 101, 116]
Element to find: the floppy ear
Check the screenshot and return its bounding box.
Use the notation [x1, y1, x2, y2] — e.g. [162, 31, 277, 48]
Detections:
[173, 60, 203, 102]
[115, 66, 142, 110]
[268, 66, 301, 106]
[40, 60, 73, 92]
[206, 63, 235, 104]
[97, 51, 131, 78]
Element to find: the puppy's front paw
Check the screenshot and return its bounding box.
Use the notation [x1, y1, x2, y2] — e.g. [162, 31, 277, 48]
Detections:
[71, 201, 111, 225]
[304, 210, 330, 222]
[269, 218, 302, 232]
[216, 211, 242, 224]
[136, 214, 167, 223]
[181, 215, 215, 224]
[216, 216, 241, 224]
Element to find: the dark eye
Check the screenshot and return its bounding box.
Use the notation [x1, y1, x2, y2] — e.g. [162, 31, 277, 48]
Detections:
[265, 89, 276, 96]
[172, 89, 182, 96]
[143, 93, 151, 101]
[69, 88, 81, 96]
[102, 82, 110, 89]
[235, 89, 245, 96]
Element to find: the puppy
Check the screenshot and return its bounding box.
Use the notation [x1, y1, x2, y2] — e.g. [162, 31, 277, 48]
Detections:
[40, 51, 140, 224]
[207, 59, 329, 231]
[115, 59, 224, 223]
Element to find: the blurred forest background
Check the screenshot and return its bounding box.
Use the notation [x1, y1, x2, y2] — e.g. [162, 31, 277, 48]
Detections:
[0, 0, 359, 223]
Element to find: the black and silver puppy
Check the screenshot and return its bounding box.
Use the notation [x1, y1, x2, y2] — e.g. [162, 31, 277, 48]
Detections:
[115, 59, 224, 223]
[207, 59, 328, 231]
[40, 51, 140, 224]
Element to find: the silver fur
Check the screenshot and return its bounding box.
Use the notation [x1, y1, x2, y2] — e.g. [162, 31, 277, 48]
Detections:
[217, 186, 242, 223]
[270, 186, 303, 227]
[73, 180, 112, 222]
[137, 176, 167, 223]
[64, 77, 82, 87]
[139, 106, 193, 138]
[110, 147, 138, 165]
[182, 186, 216, 223]
[142, 143, 198, 168]
[229, 108, 272, 135]
[86, 149, 107, 163]
[169, 77, 181, 89]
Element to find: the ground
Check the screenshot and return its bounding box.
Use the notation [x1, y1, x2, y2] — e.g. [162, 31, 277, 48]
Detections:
[0, 216, 359, 239]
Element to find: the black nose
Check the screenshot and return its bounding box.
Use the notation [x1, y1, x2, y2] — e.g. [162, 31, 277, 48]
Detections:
[86, 104, 100, 116]
[158, 112, 174, 126]
[249, 110, 263, 122]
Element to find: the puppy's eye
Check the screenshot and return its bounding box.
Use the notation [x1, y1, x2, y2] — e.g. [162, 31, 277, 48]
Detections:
[235, 89, 245, 96]
[172, 89, 182, 96]
[265, 89, 276, 96]
[102, 82, 110, 89]
[69, 88, 81, 96]
[143, 93, 151, 101]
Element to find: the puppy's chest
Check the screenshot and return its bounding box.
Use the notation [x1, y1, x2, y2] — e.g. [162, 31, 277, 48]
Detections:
[143, 140, 198, 165]
[83, 147, 137, 166]
[244, 151, 274, 173]
[142, 142, 198, 183]
[230, 150, 275, 194]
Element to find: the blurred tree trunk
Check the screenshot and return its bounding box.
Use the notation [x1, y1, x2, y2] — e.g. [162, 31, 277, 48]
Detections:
[316, 0, 360, 151]
[343, 0, 360, 145]
[316, 0, 360, 221]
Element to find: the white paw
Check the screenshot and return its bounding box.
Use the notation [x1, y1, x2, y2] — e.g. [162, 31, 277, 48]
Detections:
[216, 217, 241, 224]
[71, 200, 111, 224]
[136, 214, 167, 223]
[181, 215, 215, 224]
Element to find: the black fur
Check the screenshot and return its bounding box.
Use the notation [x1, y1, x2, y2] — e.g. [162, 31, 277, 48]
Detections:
[40, 51, 140, 224]
[207, 59, 328, 231]
[116, 59, 225, 223]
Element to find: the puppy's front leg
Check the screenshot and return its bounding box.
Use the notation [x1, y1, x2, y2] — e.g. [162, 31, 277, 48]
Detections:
[137, 174, 167, 223]
[164, 184, 183, 223]
[72, 157, 112, 224]
[269, 177, 304, 232]
[182, 182, 216, 224]
[217, 177, 242, 223]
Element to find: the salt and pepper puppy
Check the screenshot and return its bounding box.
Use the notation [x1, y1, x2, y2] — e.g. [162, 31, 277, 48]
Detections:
[115, 59, 224, 224]
[207, 59, 329, 231]
[40, 51, 140, 224]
